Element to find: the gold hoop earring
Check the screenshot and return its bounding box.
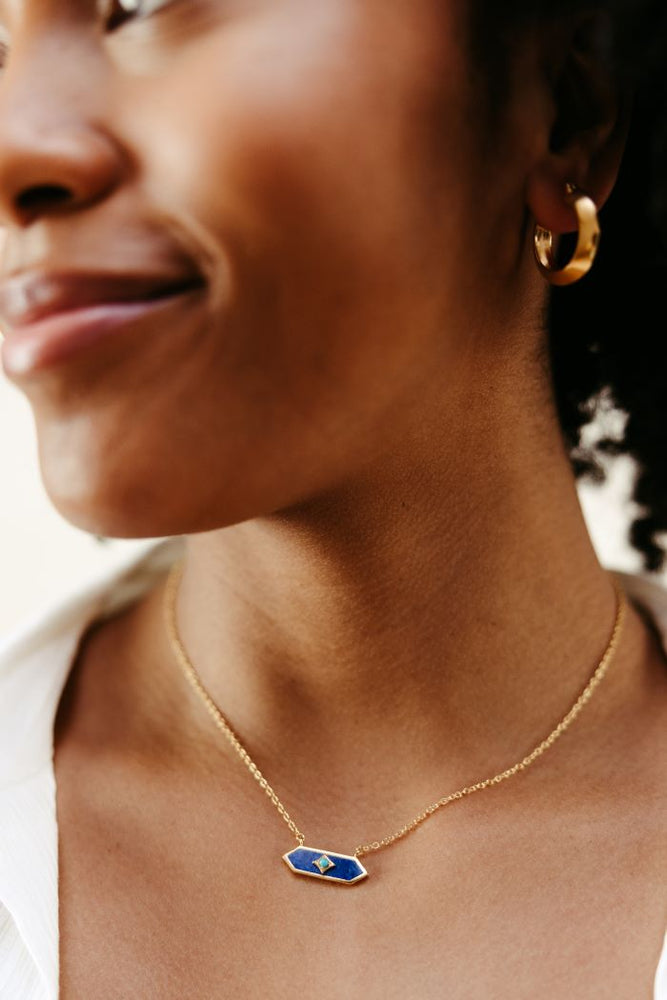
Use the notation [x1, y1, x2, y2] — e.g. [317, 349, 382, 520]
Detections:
[534, 183, 600, 286]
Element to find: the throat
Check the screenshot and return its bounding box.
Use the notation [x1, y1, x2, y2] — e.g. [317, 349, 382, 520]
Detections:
[137, 506, 626, 819]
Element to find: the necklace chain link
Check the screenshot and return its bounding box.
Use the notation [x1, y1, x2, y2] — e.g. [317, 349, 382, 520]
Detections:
[163, 560, 627, 859]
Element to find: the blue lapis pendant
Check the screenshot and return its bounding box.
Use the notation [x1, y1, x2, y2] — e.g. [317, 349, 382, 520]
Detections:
[283, 845, 368, 885]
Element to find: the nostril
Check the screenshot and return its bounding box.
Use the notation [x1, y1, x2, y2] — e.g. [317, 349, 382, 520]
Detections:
[16, 184, 74, 216]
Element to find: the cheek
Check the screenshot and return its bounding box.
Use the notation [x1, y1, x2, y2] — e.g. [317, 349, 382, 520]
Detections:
[80, 1, 480, 533]
[127, 2, 475, 383]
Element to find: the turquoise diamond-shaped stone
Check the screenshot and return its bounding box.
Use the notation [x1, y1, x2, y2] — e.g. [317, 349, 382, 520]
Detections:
[283, 846, 368, 884]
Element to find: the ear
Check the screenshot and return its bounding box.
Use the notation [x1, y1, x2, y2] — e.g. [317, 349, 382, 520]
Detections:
[526, 12, 632, 236]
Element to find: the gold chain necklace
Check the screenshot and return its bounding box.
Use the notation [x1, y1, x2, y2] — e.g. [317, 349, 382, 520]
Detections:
[163, 560, 627, 886]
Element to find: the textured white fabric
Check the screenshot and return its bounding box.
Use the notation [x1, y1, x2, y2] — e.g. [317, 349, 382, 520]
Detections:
[0, 536, 665, 998]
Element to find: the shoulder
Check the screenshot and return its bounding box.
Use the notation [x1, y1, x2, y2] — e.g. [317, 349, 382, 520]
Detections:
[0, 540, 181, 998]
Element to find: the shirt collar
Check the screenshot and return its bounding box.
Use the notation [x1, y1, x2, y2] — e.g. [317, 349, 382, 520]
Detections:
[0, 537, 183, 997]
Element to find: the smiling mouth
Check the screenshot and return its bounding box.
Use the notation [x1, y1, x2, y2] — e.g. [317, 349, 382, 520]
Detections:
[0, 270, 207, 375]
[0, 269, 207, 330]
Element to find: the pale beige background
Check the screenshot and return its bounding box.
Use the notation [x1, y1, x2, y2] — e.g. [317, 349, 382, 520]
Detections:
[0, 374, 660, 638]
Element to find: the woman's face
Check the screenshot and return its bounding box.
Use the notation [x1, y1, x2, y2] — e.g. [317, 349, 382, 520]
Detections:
[0, 0, 524, 536]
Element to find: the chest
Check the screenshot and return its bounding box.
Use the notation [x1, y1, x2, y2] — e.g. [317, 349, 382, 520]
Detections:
[56, 772, 665, 999]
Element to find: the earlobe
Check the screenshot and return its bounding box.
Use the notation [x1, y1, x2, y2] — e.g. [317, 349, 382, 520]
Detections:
[526, 163, 586, 236]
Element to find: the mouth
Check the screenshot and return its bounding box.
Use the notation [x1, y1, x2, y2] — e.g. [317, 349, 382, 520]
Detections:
[0, 270, 206, 375]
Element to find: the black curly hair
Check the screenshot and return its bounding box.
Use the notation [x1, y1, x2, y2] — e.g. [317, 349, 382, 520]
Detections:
[471, 1, 667, 573]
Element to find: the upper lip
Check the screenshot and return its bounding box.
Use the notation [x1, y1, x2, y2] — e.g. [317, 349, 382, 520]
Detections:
[0, 269, 205, 331]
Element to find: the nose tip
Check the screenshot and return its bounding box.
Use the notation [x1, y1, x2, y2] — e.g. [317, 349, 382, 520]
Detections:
[0, 127, 124, 227]
[0, 25, 127, 229]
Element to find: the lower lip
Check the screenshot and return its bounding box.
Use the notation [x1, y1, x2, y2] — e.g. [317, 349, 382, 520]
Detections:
[1, 290, 202, 376]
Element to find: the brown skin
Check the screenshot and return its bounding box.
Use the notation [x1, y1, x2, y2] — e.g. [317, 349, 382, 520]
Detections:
[0, 0, 664, 996]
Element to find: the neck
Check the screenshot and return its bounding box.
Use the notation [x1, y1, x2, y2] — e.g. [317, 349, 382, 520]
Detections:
[140, 367, 635, 832]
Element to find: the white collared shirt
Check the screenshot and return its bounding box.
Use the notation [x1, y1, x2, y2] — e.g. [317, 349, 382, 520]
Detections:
[0, 538, 665, 999]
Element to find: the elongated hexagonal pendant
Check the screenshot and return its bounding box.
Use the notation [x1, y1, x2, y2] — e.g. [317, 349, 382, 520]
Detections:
[283, 846, 368, 884]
